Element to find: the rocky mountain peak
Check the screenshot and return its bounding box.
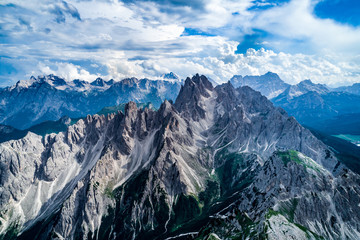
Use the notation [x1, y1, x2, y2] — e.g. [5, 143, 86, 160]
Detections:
[72, 79, 87, 88]
[90, 77, 106, 87]
[175, 74, 214, 121]
[230, 72, 290, 99]
[297, 79, 329, 94]
[264, 71, 281, 80]
[124, 101, 138, 115]
[158, 99, 175, 116]
[39, 74, 67, 86]
[121, 77, 139, 86]
[160, 72, 180, 80]
[276, 79, 330, 102]
[192, 73, 213, 91]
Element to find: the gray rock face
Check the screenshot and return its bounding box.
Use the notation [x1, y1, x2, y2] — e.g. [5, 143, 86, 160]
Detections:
[0, 74, 359, 240]
[0, 75, 182, 130]
[175, 74, 214, 121]
[196, 151, 360, 240]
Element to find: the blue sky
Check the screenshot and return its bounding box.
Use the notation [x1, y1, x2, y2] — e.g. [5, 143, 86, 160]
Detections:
[1, 0, 360, 87]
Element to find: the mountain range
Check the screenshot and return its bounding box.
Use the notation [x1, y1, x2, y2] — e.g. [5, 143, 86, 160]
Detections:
[1, 75, 360, 239]
[334, 83, 360, 95]
[229, 72, 290, 99]
[0, 74, 181, 130]
[2, 71, 360, 135]
[228, 72, 360, 136]
[271, 79, 360, 134]
[0, 103, 155, 144]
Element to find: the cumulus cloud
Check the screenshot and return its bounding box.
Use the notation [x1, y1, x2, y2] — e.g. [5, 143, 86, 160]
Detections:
[0, 0, 359, 87]
[37, 61, 100, 82]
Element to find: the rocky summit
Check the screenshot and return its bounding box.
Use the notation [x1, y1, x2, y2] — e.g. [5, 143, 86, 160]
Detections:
[0, 74, 360, 240]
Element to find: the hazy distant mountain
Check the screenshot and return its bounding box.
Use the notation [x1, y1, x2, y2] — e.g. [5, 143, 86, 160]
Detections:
[1, 75, 360, 240]
[0, 75, 181, 129]
[272, 80, 360, 132]
[0, 116, 76, 143]
[231, 75, 360, 135]
[0, 102, 156, 144]
[276, 79, 330, 100]
[159, 72, 180, 80]
[333, 83, 360, 96]
[230, 72, 290, 98]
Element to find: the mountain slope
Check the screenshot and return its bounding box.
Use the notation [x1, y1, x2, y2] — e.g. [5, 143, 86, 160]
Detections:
[0, 75, 181, 129]
[1, 75, 359, 240]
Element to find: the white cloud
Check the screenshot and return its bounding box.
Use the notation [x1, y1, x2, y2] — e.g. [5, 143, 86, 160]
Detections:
[37, 62, 100, 82]
[1, 0, 360, 87]
[252, 0, 360, 55]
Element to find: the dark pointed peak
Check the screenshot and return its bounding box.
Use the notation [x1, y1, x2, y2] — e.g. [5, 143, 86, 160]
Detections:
[185, 74, 213, 91]
[174, 74, 213, 121]
[30, 76, 36, 81]
[73, 79, 87, 88]
[91, 77, 105, 86]
[176, 74, 213, 106]
[50, 75, 67, 86]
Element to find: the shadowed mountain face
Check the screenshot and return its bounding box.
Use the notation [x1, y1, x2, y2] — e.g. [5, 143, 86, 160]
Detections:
[0, 75, 181, 130]
[1, 75, 360, 240]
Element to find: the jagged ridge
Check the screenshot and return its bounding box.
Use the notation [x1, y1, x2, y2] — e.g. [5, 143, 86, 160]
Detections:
[0, 75, 359, 240]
